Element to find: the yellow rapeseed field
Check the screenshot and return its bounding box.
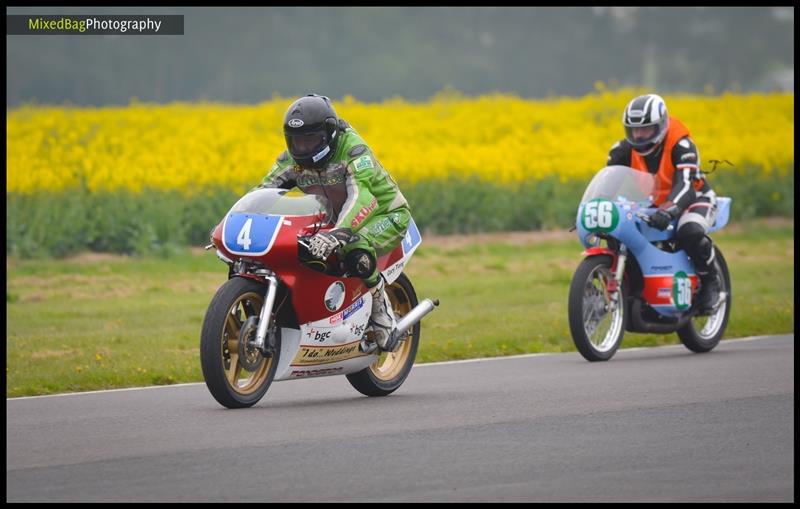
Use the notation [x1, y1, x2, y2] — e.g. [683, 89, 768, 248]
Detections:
[6, 88, 794, 195]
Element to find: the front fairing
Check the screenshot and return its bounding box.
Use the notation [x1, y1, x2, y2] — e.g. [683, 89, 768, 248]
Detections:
[575, 166, 700, 316]
[215, 188, 332, 258]
[575, 166, 658, 248]
[211, 188, 371, 324]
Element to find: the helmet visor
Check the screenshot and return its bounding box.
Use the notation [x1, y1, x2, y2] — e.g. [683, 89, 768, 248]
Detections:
[286, 131, 327, 158]
[624, 124, 661, 151]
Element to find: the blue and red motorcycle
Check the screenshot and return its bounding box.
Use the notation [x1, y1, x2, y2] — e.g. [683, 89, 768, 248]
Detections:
[568, 165, 732, 361]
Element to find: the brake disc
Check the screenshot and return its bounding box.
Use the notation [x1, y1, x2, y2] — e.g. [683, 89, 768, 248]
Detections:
[237, 316, 264, 372]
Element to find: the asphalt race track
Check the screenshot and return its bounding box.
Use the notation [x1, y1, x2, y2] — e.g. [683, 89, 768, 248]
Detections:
[6, 335, 794, 502]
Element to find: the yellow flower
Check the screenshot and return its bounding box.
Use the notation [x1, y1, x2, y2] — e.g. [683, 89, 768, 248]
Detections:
[6, 90, 794, 195]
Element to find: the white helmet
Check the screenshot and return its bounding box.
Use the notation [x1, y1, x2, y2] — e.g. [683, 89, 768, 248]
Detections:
[622, 94, 669, 155]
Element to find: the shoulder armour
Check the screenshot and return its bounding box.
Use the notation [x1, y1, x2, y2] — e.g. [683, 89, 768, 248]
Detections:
[348, 144, 367, 157]
[277, 150, 288, 163]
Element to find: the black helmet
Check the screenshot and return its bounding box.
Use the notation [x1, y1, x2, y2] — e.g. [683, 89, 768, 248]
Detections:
[283, 94, 341, 168]
[622, 94, 669, 155]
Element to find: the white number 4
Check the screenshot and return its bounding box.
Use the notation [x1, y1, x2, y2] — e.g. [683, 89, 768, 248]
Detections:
[237, 218, 253, 250]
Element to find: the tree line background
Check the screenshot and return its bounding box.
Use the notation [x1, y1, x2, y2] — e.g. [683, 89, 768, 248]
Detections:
[7, 6, 794, 106]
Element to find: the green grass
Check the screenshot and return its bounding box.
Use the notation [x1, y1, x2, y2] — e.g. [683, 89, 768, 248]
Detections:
[6, 218, 793, 397]
[6, 165, 793, 257]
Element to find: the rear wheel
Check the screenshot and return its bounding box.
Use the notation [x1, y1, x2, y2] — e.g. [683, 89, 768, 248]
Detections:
[346, 273, 420, 396]
[677, 248, 732, 353]
[568, 255, 626, 362]
[200, 277, 280, 408]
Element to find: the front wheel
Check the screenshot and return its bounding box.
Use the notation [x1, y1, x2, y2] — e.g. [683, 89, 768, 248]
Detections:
[346, 273, 420, 396]
[677, 247, 732, 353]
[568, 255, 626, 362]
[200, 277, 281, 408]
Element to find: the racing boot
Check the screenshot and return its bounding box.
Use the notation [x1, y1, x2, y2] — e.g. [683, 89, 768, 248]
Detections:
[679, 224, 723, 315]
[363, 277, 398, 352]
[696, 269, 722, 315]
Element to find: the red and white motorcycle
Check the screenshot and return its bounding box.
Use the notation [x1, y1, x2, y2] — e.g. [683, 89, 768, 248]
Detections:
[200, 188, 438, 408]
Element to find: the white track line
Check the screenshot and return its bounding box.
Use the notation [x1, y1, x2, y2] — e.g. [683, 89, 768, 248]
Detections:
[7, 334, 789, 400]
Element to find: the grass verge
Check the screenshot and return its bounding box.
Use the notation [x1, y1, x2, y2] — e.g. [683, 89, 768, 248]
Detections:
[6, 217, 793, 397]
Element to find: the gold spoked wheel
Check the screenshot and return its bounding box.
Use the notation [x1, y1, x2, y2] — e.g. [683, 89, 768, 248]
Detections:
[201, 277, 281, 408]
[346, 273, 420, 397]
[370, 281, 414, 382]
[220, 291, 273, 395]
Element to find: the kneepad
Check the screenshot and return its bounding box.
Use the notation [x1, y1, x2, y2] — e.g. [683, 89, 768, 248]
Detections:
[344, 248, 376, 279]
[676, 222, 708, 251]
[677, 222, 714, 267]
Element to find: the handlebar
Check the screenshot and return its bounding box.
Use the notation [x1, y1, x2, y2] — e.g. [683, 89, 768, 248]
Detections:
[296, 235, 313, 251]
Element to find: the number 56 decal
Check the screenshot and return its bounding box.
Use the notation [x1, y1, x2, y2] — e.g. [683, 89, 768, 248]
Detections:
[582, 199, 619, 233]
[223, 214, 283, 256]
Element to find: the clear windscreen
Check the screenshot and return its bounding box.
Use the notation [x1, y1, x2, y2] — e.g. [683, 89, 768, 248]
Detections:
[580, 165, 657, 206]
[229, 187, 332, 219]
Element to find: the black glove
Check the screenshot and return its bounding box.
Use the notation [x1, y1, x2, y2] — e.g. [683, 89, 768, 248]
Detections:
[649, 209, 673, 231]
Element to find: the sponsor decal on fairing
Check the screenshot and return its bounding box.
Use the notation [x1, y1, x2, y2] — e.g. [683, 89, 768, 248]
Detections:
[324, 281, 346, 312]
[291, 340, 363, 366]
[328, 296, 366, 325]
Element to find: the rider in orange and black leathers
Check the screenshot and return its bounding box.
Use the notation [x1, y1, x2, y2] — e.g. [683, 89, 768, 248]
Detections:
[606, 94, 721, 314]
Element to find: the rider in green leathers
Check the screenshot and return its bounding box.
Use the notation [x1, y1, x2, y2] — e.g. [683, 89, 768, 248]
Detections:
[255, 94, 410, 351]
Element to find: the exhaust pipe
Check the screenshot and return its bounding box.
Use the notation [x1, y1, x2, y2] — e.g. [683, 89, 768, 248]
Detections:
[392, 298, 439, 340]
[359, 298, 439, 355]
[627, 294, 726, 334]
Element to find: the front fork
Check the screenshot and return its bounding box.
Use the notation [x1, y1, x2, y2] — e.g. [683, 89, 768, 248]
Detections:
[605, 245, 627, 313]
[251, 271, 278, 356]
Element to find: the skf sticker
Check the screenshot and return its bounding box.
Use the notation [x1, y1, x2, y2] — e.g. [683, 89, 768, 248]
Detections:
[351, 197, 378, 228]
[354, 155, 374, 172]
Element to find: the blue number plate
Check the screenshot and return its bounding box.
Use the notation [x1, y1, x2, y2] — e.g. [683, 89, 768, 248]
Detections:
[401, 218, 422, 255]
[223, 214, 283, 256]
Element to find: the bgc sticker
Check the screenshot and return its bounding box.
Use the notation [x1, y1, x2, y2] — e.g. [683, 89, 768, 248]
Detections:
[581, 199, 619, 234]
[672, 271, 692, 311]
[324, 281, 346, 312]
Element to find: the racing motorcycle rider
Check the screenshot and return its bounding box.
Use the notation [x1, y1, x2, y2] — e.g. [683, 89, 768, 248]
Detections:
[255, 94, 411, 351]
[606, 93, 722, 314]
